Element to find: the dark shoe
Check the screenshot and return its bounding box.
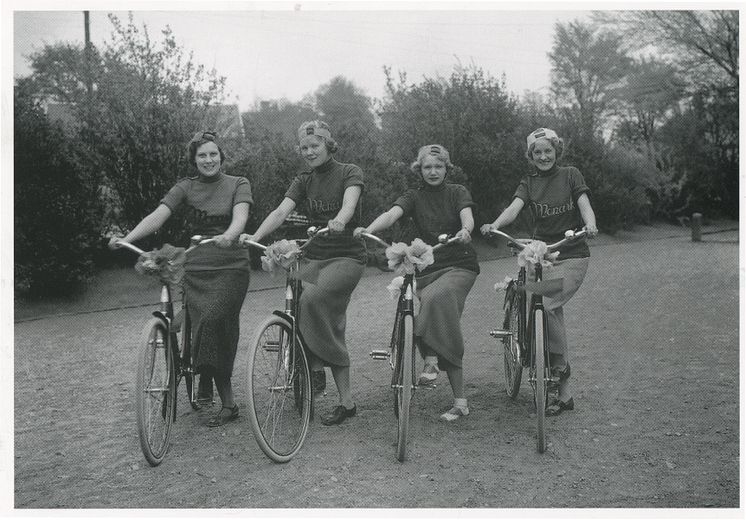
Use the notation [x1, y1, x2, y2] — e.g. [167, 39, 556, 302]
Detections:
[311, 369, 327, 396]
[321, 404, 357, 426]
[207, 404, 239, 427]
[545, 397, 574, 417]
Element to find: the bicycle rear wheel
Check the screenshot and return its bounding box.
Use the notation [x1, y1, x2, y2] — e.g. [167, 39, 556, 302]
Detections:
[395, 314, 414, 462]
[135, 318, 175, 466]
[247, 315, 311, 463]
[502, 287, 523, 398]
[179, 311, 201, 411]
[533, 308, 547, 453]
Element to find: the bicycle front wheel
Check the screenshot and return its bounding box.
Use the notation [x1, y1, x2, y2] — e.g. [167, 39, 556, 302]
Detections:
[533, 308, 547, 453]
[395, 314, 414, 462]
[503, 287, 523, 398]
[135, 318, 176, 466]
[247, 315, 312, 463]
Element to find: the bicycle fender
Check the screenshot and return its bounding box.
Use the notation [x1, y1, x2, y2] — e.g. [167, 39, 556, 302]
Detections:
[151, 311, 171, 326]
[271, 311, 311, 351]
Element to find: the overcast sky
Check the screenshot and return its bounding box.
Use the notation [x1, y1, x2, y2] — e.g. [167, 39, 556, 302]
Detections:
[13, 6, 591, 110]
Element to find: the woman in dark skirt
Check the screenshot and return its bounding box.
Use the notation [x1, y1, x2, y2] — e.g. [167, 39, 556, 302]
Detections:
[240, 120, 366, 426]
[357, 144, 479, 421]
[110, 131, 252, 427]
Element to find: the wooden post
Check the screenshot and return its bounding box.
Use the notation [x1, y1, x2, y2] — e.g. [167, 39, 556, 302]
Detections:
[691, 213, 702, 242]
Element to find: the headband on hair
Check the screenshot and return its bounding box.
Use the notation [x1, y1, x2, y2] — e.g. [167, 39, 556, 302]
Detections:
[192, 130, 217, 143]
[298, 123, 332, 141]
[417, 144, 451, 163]
[526, 128, 559, 148]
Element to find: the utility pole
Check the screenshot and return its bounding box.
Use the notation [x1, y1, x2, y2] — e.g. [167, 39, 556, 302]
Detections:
[83, 11, 93, 99]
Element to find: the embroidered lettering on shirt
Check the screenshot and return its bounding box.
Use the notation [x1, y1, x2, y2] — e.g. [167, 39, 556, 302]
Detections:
[308, 198, 341, 214]
[531, 199, 575, 219]
[181, 204, 231, 228]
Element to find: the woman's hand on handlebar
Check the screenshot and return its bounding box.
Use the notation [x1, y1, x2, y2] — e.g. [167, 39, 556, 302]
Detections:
[108, 236, 123, 250]
[583, 223, 598, 238]
[352, 227, 367, 239]
[212, 234, 235, 249]
[327, 219, 345, 234]
[480, 223, 497, 236]
[238, 233, 256, 247]
[455, 228, 472, 244]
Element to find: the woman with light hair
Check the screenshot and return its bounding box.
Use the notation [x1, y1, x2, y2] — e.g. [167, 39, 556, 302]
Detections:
[481, 127, 598, 416]
[241, 121, 366, 426]
[357, 144, 478, 421]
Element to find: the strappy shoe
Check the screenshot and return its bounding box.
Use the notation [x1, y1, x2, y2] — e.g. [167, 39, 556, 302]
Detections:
[417, 364, 440, 385]
[439, 406, 469, 422]
[207, 404, 239, 427]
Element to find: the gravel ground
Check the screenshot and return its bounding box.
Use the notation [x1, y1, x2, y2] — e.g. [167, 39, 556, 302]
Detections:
[12, 227, 739, 516]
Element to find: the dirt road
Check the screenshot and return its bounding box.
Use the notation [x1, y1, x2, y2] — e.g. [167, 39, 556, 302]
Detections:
[13, 230, 739, 510]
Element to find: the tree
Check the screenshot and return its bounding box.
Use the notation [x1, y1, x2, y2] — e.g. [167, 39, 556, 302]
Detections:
[595, 10, 738, 92]
[548, 20, 632, 140]
[14, 85, 105, 297]
[314, 76, 380, 164]
[609, 58, 686, 161]
[22, 14, 230, 247]
[380, 65, 524, 224]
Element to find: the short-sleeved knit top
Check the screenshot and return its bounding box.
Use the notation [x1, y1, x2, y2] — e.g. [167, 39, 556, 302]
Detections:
[513, 165, 590, 259]
[284, 157, 366, 262]
[393, 183, 480, 276]
[160, 172, 253, 271]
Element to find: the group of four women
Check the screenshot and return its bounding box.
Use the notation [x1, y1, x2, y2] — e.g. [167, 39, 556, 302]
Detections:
[110, 121, 597, 428]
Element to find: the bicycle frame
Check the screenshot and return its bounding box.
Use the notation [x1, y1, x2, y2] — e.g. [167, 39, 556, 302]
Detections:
[117, 236, 216, 417]
[488, 228, 586, 452]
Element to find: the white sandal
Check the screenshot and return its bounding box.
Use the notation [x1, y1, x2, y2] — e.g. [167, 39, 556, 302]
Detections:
[440, 406, 469, 422]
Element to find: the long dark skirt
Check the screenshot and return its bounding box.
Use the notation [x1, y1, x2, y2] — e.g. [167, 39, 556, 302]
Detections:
[183, 269, 249, 379]
[297, 257, 365, 367]
[415, 267, 477, 369]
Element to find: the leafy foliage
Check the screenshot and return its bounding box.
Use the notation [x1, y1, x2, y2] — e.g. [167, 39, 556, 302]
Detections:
[379, 65, 525, 224]
[14, 86, 105, 297]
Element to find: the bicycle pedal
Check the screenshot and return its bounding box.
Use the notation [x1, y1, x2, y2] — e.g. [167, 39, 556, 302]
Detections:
[489, 329, 512, 339]
[369, 350, 390, 360]
[263, 340, 280, 352]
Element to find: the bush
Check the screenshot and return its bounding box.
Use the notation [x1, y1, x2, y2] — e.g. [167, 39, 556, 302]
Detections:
[585, 146, 658, 234]
[14, 87, 105, 297]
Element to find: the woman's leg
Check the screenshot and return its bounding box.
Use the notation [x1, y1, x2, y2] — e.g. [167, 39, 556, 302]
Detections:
[330, 365, 354, 409]
[321, 365, 357, 425]
[214, 374, 235, 409]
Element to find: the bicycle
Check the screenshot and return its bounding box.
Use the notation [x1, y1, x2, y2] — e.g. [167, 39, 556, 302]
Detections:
[240, 226, 332, 463]
[114, 235, 214, 466]
[487, 228, 586, 453]
[358, 232, 461, 462]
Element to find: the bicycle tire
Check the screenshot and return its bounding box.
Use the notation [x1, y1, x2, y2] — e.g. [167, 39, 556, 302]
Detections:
[247, 315, 311, 463]
[180, 311, 201, 411]
[135, 318, 175, 466]
[534, 308, 547, 453]
[396, 314, 414, 462]
[502, 286, 523, 398]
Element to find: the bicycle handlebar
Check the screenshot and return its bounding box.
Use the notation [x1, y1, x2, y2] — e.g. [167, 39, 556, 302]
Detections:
[113, 240, 146, 256]
[357, 231, 463, 251]
[112, 235, 217, 257]
[240, 226, 331, 253]
[487, 228, 587, 252]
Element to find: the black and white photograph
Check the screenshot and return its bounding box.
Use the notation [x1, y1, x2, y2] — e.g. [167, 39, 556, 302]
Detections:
[6, 0, 740, 516]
